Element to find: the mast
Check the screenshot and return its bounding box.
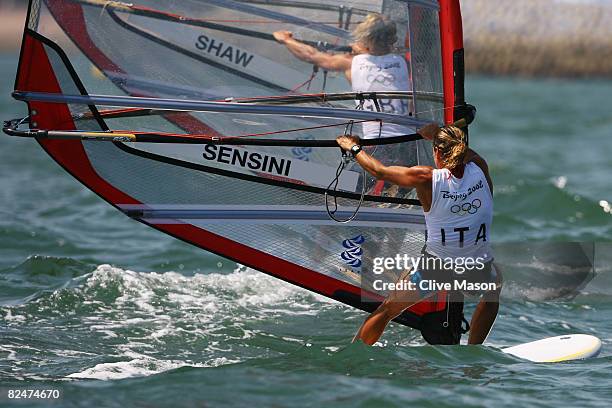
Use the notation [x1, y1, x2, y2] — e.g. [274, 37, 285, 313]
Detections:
[439, 0, 465, 125]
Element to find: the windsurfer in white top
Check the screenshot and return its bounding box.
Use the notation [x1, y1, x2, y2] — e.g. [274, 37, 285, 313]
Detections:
[336, 124, 502, 345]
[273, 13, 413, 140]
[275, 14, 414, 197]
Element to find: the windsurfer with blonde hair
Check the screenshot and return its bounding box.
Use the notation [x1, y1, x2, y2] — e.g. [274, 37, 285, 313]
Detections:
[336, 124, 502, 345]
[274, 13, 412, 140]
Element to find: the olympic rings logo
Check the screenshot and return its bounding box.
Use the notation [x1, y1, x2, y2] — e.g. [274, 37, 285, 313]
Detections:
[367, 73, 396, 86]
[451, 199, 481, 215]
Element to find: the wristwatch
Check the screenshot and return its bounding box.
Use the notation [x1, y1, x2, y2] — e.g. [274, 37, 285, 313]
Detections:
[350, 144, 362, 157]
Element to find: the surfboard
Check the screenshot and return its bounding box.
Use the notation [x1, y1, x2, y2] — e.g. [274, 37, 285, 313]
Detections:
[501, 334, 602, 362]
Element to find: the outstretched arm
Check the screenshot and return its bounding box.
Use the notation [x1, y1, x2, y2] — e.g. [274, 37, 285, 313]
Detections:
[336, 135, 432, 188]
[274, 31, 353, 79]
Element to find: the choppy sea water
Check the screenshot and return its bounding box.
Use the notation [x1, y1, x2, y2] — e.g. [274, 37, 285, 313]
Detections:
[1, 52, 611, 407]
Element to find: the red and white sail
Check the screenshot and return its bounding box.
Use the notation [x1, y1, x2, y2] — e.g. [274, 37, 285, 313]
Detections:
[10, 0, 467, 333]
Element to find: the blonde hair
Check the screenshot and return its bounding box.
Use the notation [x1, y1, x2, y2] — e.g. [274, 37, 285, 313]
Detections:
[433, 125, 468, 170]
[352, 14, 397, 53]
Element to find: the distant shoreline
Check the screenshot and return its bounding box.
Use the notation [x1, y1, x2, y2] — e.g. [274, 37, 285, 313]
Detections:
[466, 40, 612, 80]
[462, 0, 612, 79]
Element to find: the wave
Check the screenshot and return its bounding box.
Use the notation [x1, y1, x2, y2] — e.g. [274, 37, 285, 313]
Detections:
[2, 262, 611, 382]
[0, 263, 345, 380]
[492, 179, 612, 241]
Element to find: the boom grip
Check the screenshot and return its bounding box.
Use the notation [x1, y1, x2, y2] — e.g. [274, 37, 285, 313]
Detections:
[453, 104, 477, 128]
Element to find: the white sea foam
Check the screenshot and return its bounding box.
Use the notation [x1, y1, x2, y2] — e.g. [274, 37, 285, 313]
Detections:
[58, 263, 344, 380]
[2, 308, 26, 322]
[66, 351, 235, 380]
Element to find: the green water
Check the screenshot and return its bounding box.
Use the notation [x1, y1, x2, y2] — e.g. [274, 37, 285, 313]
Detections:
[1, 52, 611, 407]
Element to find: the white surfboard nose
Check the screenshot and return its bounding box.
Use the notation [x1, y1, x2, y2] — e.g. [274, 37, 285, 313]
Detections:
[501, 334, 602, 362]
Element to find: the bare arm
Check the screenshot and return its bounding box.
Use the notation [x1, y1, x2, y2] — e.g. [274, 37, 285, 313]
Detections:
[354, 149, 432, 188]
[274, 31, 353, 80]
[336, 135, 432, 189]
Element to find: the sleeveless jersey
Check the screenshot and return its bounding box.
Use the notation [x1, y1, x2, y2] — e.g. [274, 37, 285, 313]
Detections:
[351, 53, 413, 139]
[424, 162, 494, 262]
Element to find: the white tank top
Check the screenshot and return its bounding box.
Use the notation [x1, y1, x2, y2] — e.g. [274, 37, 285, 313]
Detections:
[424, 162, 494, 262]
[351, 54, 413, 139]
